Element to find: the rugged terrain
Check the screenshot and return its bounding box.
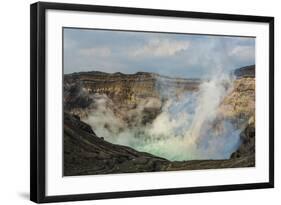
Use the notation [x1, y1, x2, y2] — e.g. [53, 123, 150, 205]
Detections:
[64, 65, 255, 176]
[64, 72, 200, 118]
[64, 71, 200, 106]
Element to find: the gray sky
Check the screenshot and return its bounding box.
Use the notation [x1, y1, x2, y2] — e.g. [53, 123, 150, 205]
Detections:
[63, 28, 255, 78]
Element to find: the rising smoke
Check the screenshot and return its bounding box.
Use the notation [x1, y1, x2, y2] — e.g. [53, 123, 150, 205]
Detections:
[82, 73, 241, 161]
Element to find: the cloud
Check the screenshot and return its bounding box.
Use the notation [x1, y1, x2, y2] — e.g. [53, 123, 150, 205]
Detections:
[132, 39, 190, 57]
[64, 37, 77, 49]
[229, 45, 255, 61]
[78, 47, 111, 57]
[64, 28, 255, 77]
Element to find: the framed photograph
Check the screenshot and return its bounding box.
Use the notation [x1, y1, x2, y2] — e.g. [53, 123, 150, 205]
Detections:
[30, 2, 274, 203]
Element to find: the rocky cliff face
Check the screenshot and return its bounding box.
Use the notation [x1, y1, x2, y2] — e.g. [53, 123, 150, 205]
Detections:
[217, 75, 255, 152]
[219, 67, 255, 160]
[219, 77, 255, 122]
[64, 71, 201, 127]
[64, 72, 200, 111]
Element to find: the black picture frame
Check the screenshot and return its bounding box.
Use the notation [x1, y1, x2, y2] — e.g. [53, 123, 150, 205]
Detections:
[30, 1, 274, 203]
